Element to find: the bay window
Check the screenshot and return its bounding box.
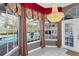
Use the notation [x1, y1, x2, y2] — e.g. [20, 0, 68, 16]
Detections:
[0, 10, 19, 56]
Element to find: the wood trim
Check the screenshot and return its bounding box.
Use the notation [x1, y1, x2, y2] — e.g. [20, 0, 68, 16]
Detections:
[40, 14, 45, 48]
[38, 12, 42, 20]
[16, 3, 21, 16]
[56, 21, 62, 48]
[26, 8, 32, 19]
[7, 3, 17, 12]
[32, 10, 38, 20]
[19, 6, 28, 56]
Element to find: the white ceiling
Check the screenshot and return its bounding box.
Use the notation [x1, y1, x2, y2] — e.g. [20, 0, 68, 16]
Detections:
[0, 3, 72, 8]
[37, 3, 72, 8]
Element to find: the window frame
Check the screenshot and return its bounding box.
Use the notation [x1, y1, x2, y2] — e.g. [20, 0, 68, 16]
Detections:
[0, 10, 20, 56]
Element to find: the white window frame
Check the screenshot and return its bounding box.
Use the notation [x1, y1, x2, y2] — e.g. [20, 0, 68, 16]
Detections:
[0, 11, 19, 56]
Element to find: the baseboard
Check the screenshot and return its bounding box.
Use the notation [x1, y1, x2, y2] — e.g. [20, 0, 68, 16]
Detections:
[66, 50, 79, 56]
[28, 45, 57, 54]
[28, 47, 41, 53]
[46, 45, 57, 47]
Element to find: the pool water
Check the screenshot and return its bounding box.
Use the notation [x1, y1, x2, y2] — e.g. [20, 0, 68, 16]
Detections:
[0, 35, 18, 56]
[0, 32, 40, 44]
[0, 35, 18, 44]
[27, 32, 40, 41]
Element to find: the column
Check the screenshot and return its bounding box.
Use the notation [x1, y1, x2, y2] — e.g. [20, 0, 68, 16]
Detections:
[57, 21, 62, 48]
[19, 5, 28, 56]
[40, 14, 45, 48]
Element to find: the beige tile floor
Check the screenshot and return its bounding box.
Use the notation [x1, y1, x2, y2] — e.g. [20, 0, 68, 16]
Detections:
[28, 47, 69, 56]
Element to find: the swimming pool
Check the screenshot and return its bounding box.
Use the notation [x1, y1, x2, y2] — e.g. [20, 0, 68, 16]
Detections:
[0, 35, 18, 45]
[0, 32, 40, 44]
[0, 35, 18, 56]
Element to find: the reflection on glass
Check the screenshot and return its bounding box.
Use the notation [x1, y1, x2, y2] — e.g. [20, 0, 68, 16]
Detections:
[45, 20, 57, 39]
[0, 37, 7, 56]
[26, 18, 40, 42]
[0, 12, 19, 55]
[65, 23, 74, 47]
[64, 7, 77, 20]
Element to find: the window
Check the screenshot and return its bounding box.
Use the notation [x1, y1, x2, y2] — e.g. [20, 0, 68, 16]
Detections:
[26, 18, 40, 42]
[68, 8, 76, 17]
[64, 6, 79, 20]
[77, 6, 79, 17]
[64, 14, 74, 20]
[64, 8, 77, 20]
[0, 11, 19, 56]
[45, 20, 57, 40]
[65, 23, 74, 47]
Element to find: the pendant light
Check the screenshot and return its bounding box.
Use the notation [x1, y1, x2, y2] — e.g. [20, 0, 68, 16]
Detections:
[47, 3, 64, 22]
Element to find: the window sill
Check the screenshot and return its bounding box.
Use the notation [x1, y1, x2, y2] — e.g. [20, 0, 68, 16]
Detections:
[27, 40, 40, 45]
[45, 39, 57, 41]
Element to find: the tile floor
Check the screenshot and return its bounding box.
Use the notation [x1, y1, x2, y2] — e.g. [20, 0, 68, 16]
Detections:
[28, 47, 69, 56]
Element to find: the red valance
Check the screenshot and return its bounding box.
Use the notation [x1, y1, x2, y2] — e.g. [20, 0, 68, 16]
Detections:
[21, 3, 63, 14]
[5, 3, 63, 14]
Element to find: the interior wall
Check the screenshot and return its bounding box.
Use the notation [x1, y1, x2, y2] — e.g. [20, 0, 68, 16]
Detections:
[28, 42, 40, 51]
[45, 41, 57, 46]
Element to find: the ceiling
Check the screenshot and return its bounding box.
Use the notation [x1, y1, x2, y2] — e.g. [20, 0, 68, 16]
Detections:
[37, 3, 72, 8]
[0, 3, 73, 9]
[0, 3, 73, 8]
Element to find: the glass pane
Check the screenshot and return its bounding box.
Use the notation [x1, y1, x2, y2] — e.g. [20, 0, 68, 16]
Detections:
[6, 14, 19, 50]
[26, 18, 40, 42]
[64, 14, 74, 20]
[7, 35, 13, 51]
[0, 11, 19, 55]
[45, 19, 57, 40]
[7, 34, 18, 51]
[77, 6, 79, 17]
[13, 32, 18, 47]
[0, 36, 7, 56]
[64, 7, 77, 20]
[68, 7, 76, 17]
[65, 23, 74, 47]
[0, 12, 7, 56]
